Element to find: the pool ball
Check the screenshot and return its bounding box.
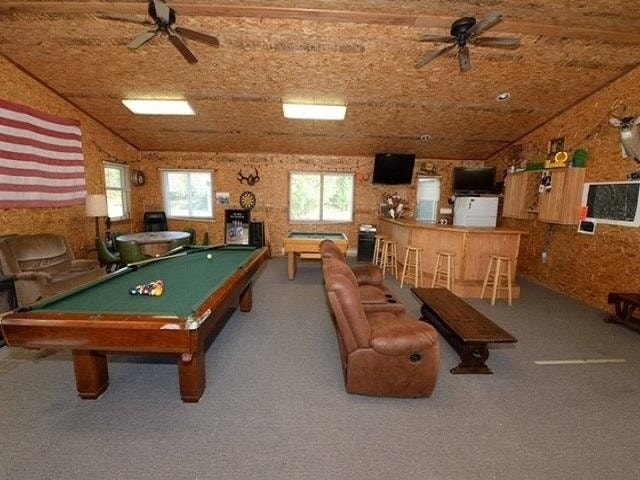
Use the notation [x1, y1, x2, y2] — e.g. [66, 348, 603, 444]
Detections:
[206, 253, 212, 259]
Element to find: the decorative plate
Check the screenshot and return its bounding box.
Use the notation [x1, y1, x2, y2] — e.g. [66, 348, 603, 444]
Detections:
[239, 191, 256, 210]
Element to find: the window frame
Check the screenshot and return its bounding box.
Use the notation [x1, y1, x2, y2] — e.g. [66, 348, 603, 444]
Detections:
[103, 161, 131, 222]
[160, 168, 215, 221]
[288, 171, 355, 224]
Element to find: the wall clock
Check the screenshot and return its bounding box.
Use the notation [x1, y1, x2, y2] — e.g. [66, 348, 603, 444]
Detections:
[131, 169, 146, 186]
[239, 191, 256, 210]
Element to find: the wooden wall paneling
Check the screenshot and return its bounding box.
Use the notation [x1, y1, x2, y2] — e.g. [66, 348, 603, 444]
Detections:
[490, 65, 640, 311]
[0, 58, 138, 259]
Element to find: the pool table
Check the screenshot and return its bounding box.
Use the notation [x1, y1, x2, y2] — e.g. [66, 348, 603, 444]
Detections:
[283, 231, 348, 280]
[0, 246, 268, 402]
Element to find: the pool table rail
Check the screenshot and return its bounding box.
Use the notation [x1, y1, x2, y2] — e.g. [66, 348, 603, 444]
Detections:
[0, 247, 268, 402]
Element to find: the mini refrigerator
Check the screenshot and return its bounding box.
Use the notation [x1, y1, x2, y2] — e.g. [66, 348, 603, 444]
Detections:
[453, 196, 499, 227]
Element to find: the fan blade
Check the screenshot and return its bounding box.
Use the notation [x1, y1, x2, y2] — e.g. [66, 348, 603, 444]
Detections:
[458, 46, 471, 72]
[418, 34, 456, 44]
[175, 27, 220, 47]
[472, 36, 520, 49]
[128, 30, 157, 49]
[153, 0, 171, 24]
[415, 43, 456, 69]
[95, 12, 152, 26]
[168, 33, 198, 63]
[468, 11, 503, 37]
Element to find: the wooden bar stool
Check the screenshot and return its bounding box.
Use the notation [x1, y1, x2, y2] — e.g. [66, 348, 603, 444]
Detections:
[480, 255, 513, 306]
[380, 239, 398, 279]
[400, 246, 423, 288]
[431, 251, 455, 291]
[372, 234, 386, 267]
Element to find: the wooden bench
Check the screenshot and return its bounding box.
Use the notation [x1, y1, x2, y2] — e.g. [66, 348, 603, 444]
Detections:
[606, 292, 640, 333]
[411, 287, 517, 374]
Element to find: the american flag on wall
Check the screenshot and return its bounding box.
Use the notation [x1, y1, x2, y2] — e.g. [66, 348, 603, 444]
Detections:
[0, 99, 86, 208]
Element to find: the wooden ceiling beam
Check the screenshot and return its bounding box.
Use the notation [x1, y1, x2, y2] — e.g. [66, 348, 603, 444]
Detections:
[2, 2, 640, 43]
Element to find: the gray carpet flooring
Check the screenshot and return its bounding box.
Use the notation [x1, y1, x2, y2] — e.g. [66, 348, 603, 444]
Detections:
[0, 257, 639, 480]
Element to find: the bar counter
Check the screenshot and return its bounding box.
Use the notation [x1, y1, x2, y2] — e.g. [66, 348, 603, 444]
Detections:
[378, 217, 526, 299]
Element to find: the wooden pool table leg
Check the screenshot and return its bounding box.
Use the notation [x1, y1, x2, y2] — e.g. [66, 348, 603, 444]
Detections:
[239, 284, 253, 312]
[72, 350, 109, 399]
[287, 252, 297, 280]
[178, 350, 205, 403]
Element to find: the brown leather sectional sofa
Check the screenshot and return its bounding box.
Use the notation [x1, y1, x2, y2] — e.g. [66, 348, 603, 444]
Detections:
[320, 240, 440, 398]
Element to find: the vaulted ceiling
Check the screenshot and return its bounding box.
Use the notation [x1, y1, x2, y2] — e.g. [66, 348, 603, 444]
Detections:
[2, 1, 640, 160]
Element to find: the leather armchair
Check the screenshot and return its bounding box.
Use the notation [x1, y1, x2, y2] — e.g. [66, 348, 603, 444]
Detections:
[323, 271, 440, 398]
[0, 234, 104, 307]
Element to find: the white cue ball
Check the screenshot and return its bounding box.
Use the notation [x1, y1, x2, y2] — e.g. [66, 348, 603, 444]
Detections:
[206, 253, 212, 259]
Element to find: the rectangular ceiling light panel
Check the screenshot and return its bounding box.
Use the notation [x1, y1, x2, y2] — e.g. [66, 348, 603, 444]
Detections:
[282, 103, 346, 120]
[122, 99, 195, 115]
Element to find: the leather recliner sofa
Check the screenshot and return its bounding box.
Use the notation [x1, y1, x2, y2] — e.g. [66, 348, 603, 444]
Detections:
[320, 239, 387, 288]
[0, 234, 105, 307]
[321, 240, 440, 398]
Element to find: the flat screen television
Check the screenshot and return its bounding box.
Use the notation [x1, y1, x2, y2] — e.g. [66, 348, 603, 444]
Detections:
[453, 166, 496, 195]
[372, 153, 416, 185]
[582, 180, 640, 227]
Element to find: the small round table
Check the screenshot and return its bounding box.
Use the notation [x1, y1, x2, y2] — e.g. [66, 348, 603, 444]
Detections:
[116, 231, 190, 257]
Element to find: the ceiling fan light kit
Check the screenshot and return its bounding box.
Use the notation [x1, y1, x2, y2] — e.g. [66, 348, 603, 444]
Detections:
[416, 12, 520, 72]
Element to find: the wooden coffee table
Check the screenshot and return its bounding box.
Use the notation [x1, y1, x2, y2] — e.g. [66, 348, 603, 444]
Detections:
[411, 287, 517, 374]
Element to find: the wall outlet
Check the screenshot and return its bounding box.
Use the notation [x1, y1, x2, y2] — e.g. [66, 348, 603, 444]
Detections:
[541, 252, 548, 263]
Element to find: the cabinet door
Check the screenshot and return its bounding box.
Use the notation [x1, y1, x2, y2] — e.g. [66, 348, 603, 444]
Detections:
[538, 169, 567, 222]
[502, 172, 536, 219]
[538, 168, 585, 224]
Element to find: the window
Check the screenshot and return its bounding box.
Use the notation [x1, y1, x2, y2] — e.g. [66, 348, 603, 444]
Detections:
[161, 169, 214, 220]
[289, 172, 354, 222]
[103, 162, 130, 221]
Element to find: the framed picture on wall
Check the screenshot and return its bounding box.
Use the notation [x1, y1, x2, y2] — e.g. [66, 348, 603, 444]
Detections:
[548, 137, 565, 155]
[216, 192, 230, 204]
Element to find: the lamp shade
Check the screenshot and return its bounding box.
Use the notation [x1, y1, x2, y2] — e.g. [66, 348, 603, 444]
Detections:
[85, 194, 108, 217]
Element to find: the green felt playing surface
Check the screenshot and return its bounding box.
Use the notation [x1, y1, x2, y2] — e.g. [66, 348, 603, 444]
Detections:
[32, 248, 260, 317]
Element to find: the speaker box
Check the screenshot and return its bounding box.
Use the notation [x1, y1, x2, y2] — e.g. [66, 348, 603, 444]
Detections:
[249, 221, 265, 248]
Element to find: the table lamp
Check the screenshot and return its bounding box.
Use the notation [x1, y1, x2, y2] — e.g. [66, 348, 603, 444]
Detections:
[85, 194, 108, 238]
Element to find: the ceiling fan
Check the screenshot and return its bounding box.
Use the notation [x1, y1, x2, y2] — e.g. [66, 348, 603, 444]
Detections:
[97, 0, 219, 64]
[416, 12, 520, 72]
